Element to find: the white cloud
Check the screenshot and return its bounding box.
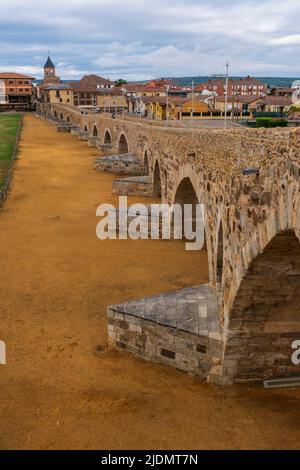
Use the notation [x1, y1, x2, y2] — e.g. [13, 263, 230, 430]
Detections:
[0, 0, 300, 78]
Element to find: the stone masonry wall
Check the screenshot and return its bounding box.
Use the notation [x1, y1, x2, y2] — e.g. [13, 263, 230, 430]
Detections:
[107, 310, 223, 382]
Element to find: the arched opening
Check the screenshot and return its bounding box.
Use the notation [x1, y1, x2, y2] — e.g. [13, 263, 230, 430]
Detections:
[153, 161, 161, 197]
[66, 116, 70, 122]
[225, 230, 300, 382]
[144, 151, 149, 175]
[93, 125, 98, 137]
[216, 222, 223, 283]
[60, 113, 64, 120]
[54, 110, 57, 118]
[104, 130, 112, 144]
[173, 177, 206, 248]
[119, 134, 128, 153]
[83, 125, 88, 133]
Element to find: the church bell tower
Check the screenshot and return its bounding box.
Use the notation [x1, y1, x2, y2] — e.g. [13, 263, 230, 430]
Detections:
[43, 56, 60, 85]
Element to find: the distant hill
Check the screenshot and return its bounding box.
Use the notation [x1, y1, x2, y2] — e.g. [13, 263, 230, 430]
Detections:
[155, 76, 300, 88]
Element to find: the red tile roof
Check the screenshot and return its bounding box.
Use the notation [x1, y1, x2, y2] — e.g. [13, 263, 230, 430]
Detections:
[256, 96, 292, 106]
[215, 95, 261, 103]
[69, 74, 113, 91]
[0, 72, 35, 80]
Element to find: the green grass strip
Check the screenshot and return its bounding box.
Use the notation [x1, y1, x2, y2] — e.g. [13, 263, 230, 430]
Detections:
[0, 114, 22, 189]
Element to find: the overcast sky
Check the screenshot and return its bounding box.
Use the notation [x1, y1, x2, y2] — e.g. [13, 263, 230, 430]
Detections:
[0, 0, 300, 80]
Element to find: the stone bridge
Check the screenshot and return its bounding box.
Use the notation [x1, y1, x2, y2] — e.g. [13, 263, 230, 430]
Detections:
[38, 103, 300, 385]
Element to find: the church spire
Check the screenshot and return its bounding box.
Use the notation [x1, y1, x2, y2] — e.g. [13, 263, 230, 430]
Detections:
[44, 56, 55, 69]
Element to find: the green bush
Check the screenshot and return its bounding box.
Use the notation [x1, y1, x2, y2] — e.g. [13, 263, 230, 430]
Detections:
[289, 106, 300, 113]
[256, 117, 288, 128]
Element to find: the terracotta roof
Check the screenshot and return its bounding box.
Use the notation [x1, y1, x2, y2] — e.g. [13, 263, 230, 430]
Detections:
[215, 95, 261, 103]
[139, 96, 207, 106]
[122, 84, 165, 93]
[45, 84, 72, 90]
[69, 75, 113, 93]
[256, 96, 292, 106]
[271, 87, 297, 93]
[95, 88, 123, 95]
[195, 76, 265, 92]
[0, 72, 35, 80]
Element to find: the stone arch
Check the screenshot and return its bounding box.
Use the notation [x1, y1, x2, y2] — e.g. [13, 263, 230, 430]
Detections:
[224, 229, 300, 383]
[92, 125, 98, 137]
[119, 133, 128, 153]
[173, 177, 207, 248]
[104, 129, 112, 144]
[216, 222, 224, 284]
[66, 115, 70, 122]
[54, 110, 58, 118]
[60, 112, 64, 120]
[224, 173, 300, 320]
[83, 124, 88, 133]
[144, 150, 149, 175]
[152, 160, 162, 198]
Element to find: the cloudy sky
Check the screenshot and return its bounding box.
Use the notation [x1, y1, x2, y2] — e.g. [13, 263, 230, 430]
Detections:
[0, 0, 300, 80]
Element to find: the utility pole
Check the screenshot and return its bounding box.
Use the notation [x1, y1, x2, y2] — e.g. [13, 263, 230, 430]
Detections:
[166, 86, 169, 124]
[224, 61, 229, 129]
[191, 80, 194, 128]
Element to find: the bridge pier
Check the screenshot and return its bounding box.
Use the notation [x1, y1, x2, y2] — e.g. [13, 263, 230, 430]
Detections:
[107, 284, 223, 383]
[95, 154, 144, 175]
[78, 131, 89, 141]
[88, 137, 101, 147]
[98, 143, 115, 153]
[112, 175, 154, 197]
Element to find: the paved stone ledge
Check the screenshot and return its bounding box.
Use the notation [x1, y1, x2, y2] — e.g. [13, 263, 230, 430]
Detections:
[57, 126, 71, 133]
[112, 175, 153, 196]
[94, 153, 143, 175]
[107, 285, 223, 382]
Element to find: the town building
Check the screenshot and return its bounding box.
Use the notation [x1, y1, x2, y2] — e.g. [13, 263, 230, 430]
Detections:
[270, 87, 298, 98]
[95, 88, 127, 113]
[145, 96, 210, 120]
[255, 96, 292, 114]
[121, 84, 166, 98]
[42, 84, 74, 106]
[195, 76, 266, 97]
[69, 75, 114, 107]
[147, 78, 177, 88]
[0, 72, 35, 110]
[214, 95, 261, 114]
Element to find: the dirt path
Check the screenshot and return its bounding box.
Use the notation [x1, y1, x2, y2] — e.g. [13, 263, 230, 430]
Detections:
[0, 115, 299, 450]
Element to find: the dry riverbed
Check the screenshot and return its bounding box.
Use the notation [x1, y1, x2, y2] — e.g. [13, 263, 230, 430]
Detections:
[0, 115, 299, 450]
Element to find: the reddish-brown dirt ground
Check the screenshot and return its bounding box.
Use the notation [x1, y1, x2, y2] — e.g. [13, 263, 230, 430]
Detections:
[0, 115, 299, 450]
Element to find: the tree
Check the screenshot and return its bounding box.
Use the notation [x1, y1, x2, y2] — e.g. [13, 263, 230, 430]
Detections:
[115, 79, 127, 87]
